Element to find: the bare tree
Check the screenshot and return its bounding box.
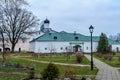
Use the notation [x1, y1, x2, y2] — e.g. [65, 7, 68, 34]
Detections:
[65, 46, 72, 61]
[0, 0, 39, 52]
[117, 33, 120, 41]
[109, 33, 120, 42]
[0, 26, 6, 61]
[0, 0, 7, 61]
[48, 43, 56, 53]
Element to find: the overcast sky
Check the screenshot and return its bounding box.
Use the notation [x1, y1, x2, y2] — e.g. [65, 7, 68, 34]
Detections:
[27, 0, 120, 36]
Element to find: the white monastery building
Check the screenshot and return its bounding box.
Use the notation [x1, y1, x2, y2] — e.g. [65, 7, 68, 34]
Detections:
[29, 19, 120, 53]
[0, 18, 120, 53]
[29, 32, 120, 53]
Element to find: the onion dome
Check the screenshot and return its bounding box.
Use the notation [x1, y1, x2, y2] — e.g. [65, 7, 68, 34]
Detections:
[44, 18, 50, 23]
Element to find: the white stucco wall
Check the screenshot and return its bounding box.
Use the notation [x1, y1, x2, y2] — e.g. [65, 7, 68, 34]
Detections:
[112, 44, 120, 52]
[33, 41, 70, 53]
[30, 41, 99, 53]
[83, 42, 98, 53]
[14, 39, 30, 51]
[29, 41, 36, 52]
[0, 39, 30, 52]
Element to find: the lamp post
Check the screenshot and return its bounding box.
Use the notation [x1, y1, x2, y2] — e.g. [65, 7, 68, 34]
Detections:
[89, 25, 94, 70]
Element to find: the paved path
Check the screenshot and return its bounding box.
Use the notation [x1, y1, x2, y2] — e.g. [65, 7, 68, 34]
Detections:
[24, 59, 89, 67]
[0, 71, 26, 75]
[85, 54, 120, 80]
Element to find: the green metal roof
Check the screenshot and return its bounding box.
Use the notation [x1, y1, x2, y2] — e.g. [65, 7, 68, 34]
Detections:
[108, 39, 120, 45]
[31, 32, 86, 41]
[31, 32, 120, 45]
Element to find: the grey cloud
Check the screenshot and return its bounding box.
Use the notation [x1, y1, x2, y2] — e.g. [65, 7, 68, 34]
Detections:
[26, 0, 120, 36]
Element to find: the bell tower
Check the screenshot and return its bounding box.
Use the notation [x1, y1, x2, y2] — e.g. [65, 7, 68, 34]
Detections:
[44, 18, 50, 28]
[40, 18, 52, 33]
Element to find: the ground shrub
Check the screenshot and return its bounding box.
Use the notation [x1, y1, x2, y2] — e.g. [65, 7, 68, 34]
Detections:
[102, 54, 112, 61]
[76, 52, 84, 63]
[95, 53, 102, 58]
[41, 63, 59, 80]
[95, 53, 113, 61]
[118, 56, 120, 65]
[14, 63, 23, 68]
[63, 70, 76, 80]
[27, 67, 35, 79]
[81, 77, 86, 80]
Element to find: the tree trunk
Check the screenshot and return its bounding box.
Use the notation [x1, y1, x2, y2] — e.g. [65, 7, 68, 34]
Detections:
[2, 41, 5, 62]
[1, 32, 5, 62]
[11, 43, 15, 53]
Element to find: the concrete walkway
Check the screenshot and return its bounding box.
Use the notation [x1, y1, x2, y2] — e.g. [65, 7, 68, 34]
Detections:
[24, 59, 89, 67]
[0, 71, 24, 75]
[85, 54, 120, 80]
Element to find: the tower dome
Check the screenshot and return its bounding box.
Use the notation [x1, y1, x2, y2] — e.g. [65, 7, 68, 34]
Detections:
[44, 18, 50, 23]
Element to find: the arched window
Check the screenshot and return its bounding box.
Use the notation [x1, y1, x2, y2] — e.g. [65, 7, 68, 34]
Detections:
[75, 36, 78, 40]
[54, 36, 57, 40]
[60, 47, 63, 50]
[5, 48, 10, 52]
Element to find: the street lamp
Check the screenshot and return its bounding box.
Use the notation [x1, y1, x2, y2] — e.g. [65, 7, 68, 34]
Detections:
[89, 25, 94, 70]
